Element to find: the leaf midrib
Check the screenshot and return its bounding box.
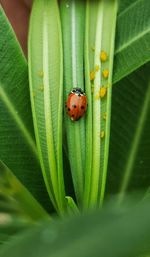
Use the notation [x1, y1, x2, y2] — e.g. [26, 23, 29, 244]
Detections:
[118, 0, 142, 18]
[115, 27, 150, 55]
[0, 85, 38, 159]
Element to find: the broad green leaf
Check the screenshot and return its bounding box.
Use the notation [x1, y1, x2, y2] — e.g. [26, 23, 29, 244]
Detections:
[107, 62, 150, 201]
[60, 0, 85, 205]
[0, 161, 49, 221]
[0, 6, 50, 210]
[1, 198, 150, 257]
[28, 0, 65, 213]
[118, 0, 136, 13]
[113, 0, 150, 83]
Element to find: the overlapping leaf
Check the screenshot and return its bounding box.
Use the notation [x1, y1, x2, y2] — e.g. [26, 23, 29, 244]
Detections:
[0, 6, 49, 210]
[113, 0, 150, 83]
[28, 0, 65, 212]
[0, 199, 150, 257]
[107, 62, 150, 201]
[0, 161, 49, 221]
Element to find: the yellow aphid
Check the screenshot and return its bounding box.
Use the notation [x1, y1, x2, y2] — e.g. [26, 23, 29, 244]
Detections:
[100, 51, 108, 62]
[90, 71, 95, 81]
[91, 46, 95, 51]
[33, 91, 36, 97]
[95, 92, 100, 100]
[102, 69, 109, 79]
[38, 85, 44, 91]
[38, 70, 44, 77]
[99, 87, 107, 98]
[100, 131, 105, 138]
[103, 112, 107, 120]
[95, 65, 100, 72]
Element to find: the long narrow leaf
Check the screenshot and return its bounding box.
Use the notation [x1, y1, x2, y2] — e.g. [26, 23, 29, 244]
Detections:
[88, 0, 118, 207]
[0, 5, 49, 210]
[0, 161, 49, 221]
[83, 0, 98, 208]
[60, 0, 85, 205]
[28, 0, 65, 213]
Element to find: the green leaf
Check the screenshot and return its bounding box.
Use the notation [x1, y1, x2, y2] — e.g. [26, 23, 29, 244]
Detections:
[65, 196, 79, 215]
[83, 0, 98, 208]
[60, 0, 86, 205]
[1, 198, 150, 257]
[61, 0, 118, 208]
[84, 0, 118, 208]
[113, 0, 150, 83]
[0, 6, 49, 210]
[0, 161, 49, 221]
[107, 62, 150, 201]
[0, 196, 18, 214]
[0, 215, 32, 246]
[28, 0, 65, 213]
[118, 0, 135, 13]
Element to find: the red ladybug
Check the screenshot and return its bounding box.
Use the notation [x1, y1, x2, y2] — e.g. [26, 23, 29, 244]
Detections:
[66, 88, 87, 121]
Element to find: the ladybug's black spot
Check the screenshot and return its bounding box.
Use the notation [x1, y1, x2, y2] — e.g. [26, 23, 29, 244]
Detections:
[68, 108, 71, 111]
[72, 114, 74, 117]
[81, 106, 85, 109]
[72, 104, 77, 108]
[78, 94, 81, 97]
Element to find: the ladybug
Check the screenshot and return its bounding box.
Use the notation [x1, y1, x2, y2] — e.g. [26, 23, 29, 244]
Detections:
[66, 88, 87, 121]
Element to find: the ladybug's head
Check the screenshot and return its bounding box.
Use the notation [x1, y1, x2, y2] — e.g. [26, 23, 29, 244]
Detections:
[71, 87, 85, 95]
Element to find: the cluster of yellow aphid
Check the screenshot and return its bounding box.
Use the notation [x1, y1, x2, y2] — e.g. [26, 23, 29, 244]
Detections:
[38, 70, 44, 77]
[38, 71, 44, 91]
[90, 50, 110, 140]
[90, 50, 109, 98]
[38, 85, 44, 91]
[33, 70, 45, 97]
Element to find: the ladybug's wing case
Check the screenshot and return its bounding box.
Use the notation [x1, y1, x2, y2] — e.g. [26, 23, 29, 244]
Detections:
[66, 93, 87, 121]
[77, 95, 87, 119]
[67, 94, 80, 121]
